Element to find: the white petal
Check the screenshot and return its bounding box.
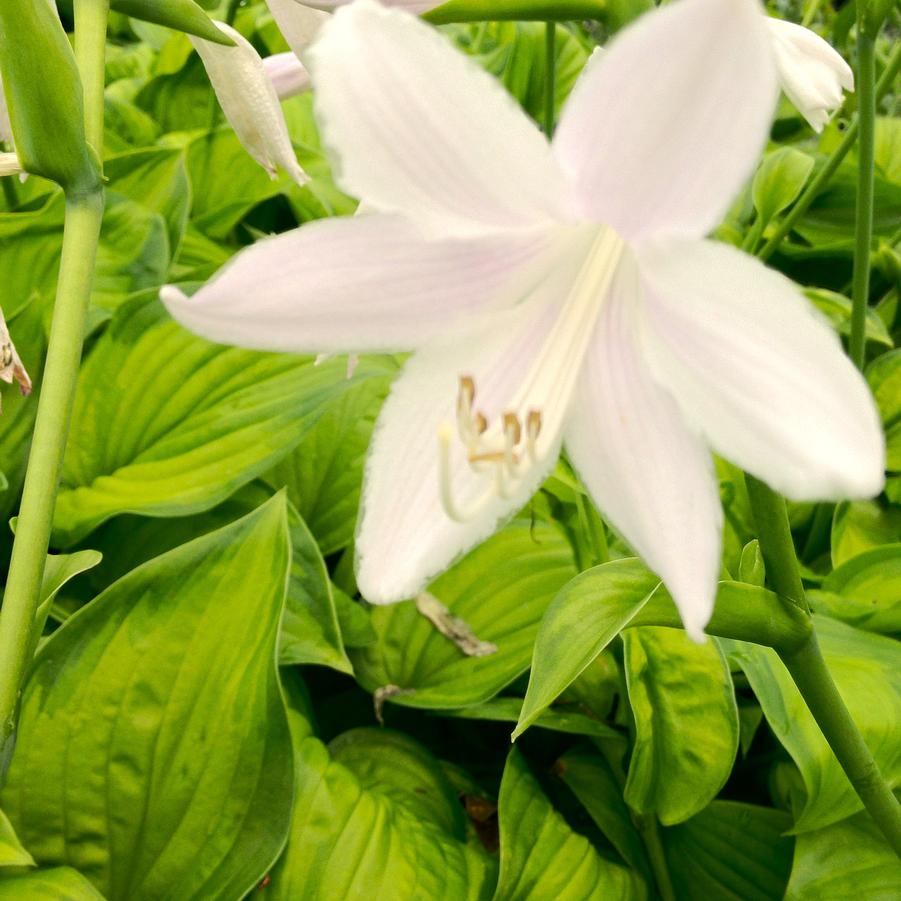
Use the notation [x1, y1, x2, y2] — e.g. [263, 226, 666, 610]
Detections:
[161, 214, 564, 353]
[264, 0, 329, 56]
[356, 292, 571, 604]
[553, 0, 776, 241]
[264, 52, 311, 100]
[305, 0, 573, 235]
[767, 19, 853, 133]
[565, 254, 721, 641]
[190, 22, 308, 185]
[636, 238, 886, 501]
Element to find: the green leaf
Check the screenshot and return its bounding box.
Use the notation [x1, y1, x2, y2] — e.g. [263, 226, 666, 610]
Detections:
[804, 288, 893, 348]
[785, 810, 901, 899]
[814, 544, 901, 632]
[555, 748, 652, 881]
[662, 801, 793, 901]
[2, 496, 294, 900]
[515, 560, 661, 740]
[111, 0, 234, 45]
[52, 297, 377, 544]
[874, 116, 901, 185]
[280, 504, 353, 673]
[831, 500, 901, 567]
[0, 867, 105, 900]
[104, 147, 191, 255]
[723, 616, 901, 832]
[267, 369, 394, 555]
[623, 627, 739, 825]
[34, 548, 104, 639]
[328, 728, 466, 838]
[0, 808, 34, 868]
[269, 703, 494, 900]
[867, 349, 901, 471]
[753, 147, 815, 226]
[494, 748, 645, 900]
[0, 0, 98, 191]
[350, 521, 576, 710]
[443, 697, 625, 741]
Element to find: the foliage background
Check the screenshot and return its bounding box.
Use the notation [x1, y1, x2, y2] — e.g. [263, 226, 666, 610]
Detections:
[0, 0, 899, 897]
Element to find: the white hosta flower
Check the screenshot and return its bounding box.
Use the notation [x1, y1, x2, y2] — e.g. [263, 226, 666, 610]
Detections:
[0, 307, 31, 409]
[767, 18, 854, 132]
[162, 0, 885, 639]
[264, 51, 312, 100]
[191, 22, 308, 184]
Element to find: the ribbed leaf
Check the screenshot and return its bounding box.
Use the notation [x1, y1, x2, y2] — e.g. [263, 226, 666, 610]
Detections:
[0, 867, 105, 900]
[662, 801, 793, 900]
[494, 748, 645, 900]
[3, 496, 294, 900]
[350, 521, 576, 710]
[53, 297, 378, 544]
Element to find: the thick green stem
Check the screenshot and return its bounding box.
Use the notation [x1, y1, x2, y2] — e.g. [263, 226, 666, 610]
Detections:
[0, 0, 107, 766]
[758, 38, 901, 263]
[0, 192, 103, 760]
[744, 476, 808, 612]
[544, 22, 556, 137]
[426, 0, 607, 24]
[849, 25, 877, 370]
[74, 0, 109, 157]
[746, 476, 901, 857]
[780, 634, 901, 858]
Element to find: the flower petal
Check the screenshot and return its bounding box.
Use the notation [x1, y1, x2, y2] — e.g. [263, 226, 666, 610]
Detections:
[305, 0, 572, 235]
[264, 0, 328, 57]
[636, 238, 885, 501]
[190, 22, 307, 185]
[356, 291, 571, 604]
[161, 214, 563, 353]
[565, 254, 721, 640]
[264, 52, 311, 100]
[767, 19, 853, 133]
[553, 0, 776, 240]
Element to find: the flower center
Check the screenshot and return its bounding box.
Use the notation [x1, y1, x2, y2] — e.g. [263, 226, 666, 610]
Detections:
[438, 225, 626, 523]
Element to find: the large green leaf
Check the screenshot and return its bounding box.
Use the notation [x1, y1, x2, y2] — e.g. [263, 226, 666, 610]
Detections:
[3, 496, 294, 900]
[867, 349, 901, 471]
[515, 560, 660, 739]
[266, 369, 393, 555]
[0, 191, 168, 322]
[52, 297, 379, 544]
[831, 500, 901, 567]
[752, 147, 815, 226]
[350, 521, 576, 710]
[662, 802, 793, 900]
[494, 748, 645, 900]
[555, 748, 652, 882]
[623, 627, 738, 825]
[0, 867, 105, 900]
[814, 544, 901, 633]
[723, 616, 901, 832]
[269, 705, 494, 900]
[785, 810, 901, 899]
